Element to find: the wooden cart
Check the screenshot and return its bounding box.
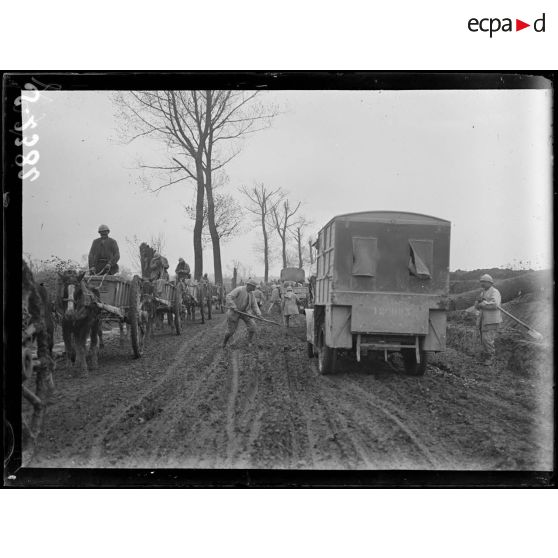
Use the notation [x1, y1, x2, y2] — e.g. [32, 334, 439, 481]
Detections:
[86, 275, 150, 358]
[147, 279, 184, 336]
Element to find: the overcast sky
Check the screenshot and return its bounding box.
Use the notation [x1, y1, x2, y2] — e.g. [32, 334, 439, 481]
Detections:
[22, 88, 552, 278]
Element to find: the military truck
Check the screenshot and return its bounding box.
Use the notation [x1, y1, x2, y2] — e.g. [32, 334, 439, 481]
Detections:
[305, 211, 451, 375]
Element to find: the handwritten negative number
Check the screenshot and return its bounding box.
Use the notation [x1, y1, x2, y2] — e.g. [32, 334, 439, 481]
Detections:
[15, 134, 39, 147]
[14, 84, 41, 106]
[16, 150, 40, 167]
[15, 115, 38, 132]
[19, 167, 40, 182]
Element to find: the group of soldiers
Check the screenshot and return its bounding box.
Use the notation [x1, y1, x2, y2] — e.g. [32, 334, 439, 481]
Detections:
[86, 224, 503, 362]
[87, 224, 205, 286]
[87, 224, 295, 349]
[223, 278, 301, 348]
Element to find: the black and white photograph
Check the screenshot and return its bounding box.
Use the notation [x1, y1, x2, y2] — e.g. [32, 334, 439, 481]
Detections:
[5, 73, 554, 483]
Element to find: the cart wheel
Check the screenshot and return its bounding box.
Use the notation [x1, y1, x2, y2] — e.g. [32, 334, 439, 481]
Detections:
[129, 277, 145, 358]
[307, 341, 315, 358]
[174, 285, 182, 335]
[401, 349, 429, 376]
[317, 326, 336, 374]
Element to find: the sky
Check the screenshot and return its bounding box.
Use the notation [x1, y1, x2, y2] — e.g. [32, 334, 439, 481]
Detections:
[22, 88, 552, 279]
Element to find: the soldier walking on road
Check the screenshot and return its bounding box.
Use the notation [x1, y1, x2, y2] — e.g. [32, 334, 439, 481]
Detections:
[475, 274, 503, 366]
[88, 224, 120, 275]
[281, 286, 299, 328]
[267, 281, 282, 314]
[223, 279, 262, 348]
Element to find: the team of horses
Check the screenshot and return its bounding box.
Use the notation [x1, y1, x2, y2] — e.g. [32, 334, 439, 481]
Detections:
[18, 256, 232, 465]
[26, 264, 227, 378]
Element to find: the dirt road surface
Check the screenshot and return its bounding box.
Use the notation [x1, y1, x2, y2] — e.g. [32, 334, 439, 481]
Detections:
[28, 310, 553, 470]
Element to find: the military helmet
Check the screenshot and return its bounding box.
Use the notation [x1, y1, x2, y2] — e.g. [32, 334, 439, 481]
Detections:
[246, 279, 257, 287]
[480, 274, 494, 283]
[98, 224, 110, 233]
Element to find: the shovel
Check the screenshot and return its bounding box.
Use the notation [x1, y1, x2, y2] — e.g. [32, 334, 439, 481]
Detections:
[232, 309, 283, 327]
[498, 306, 543, 341]
[232, 309, 305, 341]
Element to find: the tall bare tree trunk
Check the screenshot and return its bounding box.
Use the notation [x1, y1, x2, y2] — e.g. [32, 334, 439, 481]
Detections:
[205, 172, 223, 283]
[262, 213, 269, 283]
[204, 108, 223, 285]
[281, 234, 287, 269]
[193, 159, 205, 280]
[297, 229, 303, 268]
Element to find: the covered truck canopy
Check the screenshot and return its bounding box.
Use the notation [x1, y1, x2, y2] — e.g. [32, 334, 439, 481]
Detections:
[280, 267, 305, 283]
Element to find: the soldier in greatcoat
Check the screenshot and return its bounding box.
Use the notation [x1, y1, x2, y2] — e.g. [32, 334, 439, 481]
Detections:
[175, 258, 191, 280]
[281, 286, 300, 327]
[475, 274, 503, 366]
[88, 224, 120, 275]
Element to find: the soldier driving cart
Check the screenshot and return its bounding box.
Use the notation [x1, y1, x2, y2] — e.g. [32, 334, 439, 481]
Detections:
[149, 251, 170, 281]
[175, 258, 191, 281]
[88, 224, 120, 275]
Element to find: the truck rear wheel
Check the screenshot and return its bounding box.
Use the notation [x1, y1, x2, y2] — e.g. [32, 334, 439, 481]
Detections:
[402, 349, 429, 376]
[317, 327, 336, 374]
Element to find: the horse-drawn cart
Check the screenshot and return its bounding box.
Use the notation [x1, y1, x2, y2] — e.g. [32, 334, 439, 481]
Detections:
[86, 274, 150, 358]
[144, 279, 184, 336]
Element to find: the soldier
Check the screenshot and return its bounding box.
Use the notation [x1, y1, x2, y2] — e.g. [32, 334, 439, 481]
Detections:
[149, 251, 169, 281]
[267, 281, 282, 314]
[475, 274, 503, 366]
[223, 279, 262, 348]
[88, 224, 120, 275]
[281, 286, 299, 327]
[253, 285, 264, 311]
[175, 258, 191, 281]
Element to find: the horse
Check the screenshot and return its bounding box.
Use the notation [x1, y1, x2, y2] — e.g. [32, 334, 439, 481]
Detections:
[181, 280, 211, 323]
[213, 284, 227, 313]
[56, 270, 102, 376]
[21, 260, 55, 451]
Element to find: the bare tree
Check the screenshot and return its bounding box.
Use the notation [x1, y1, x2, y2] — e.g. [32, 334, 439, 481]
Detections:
[270, 198, 302, 269]
[308, 236, 316, 266]
[292, 217, 312, 269]
[240, 183, 282, 282]
[115, 90, 277, 282]
[184, 192, 243, 247]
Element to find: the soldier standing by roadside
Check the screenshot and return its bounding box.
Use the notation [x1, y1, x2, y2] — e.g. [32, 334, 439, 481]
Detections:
[88, 224, 120, 275]
[223, 279, 262, 348]
[475, 274, 503, 366]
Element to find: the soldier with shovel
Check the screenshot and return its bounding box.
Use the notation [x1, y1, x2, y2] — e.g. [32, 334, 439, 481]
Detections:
[475, 274, 503, 366]
[223, 279, 262, 348]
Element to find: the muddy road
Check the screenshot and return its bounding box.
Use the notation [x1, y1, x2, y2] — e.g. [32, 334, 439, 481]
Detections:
[28, 311, 553, 470]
